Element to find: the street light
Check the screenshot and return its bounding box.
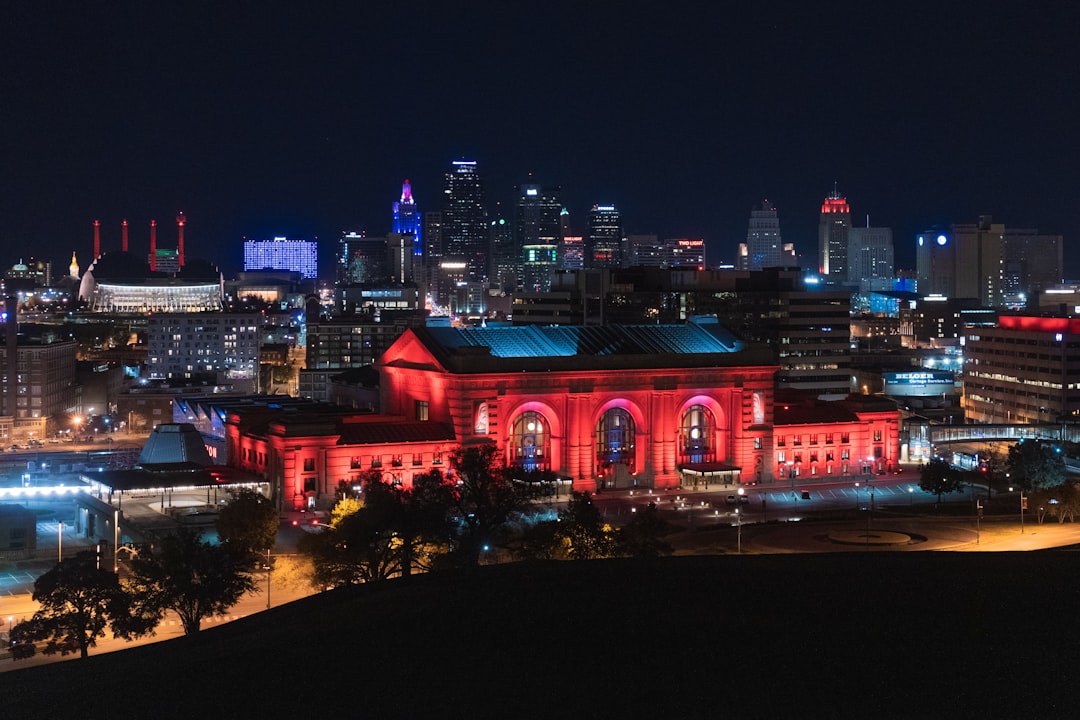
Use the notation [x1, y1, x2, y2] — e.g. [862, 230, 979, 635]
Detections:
[735, 507, 742, 554]
[57, 520, 63, 562]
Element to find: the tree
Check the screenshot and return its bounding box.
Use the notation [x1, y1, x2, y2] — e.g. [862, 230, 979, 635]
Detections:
[11, 550, 154, 660]
[126, 528, 257, 635]
[617, 502, 675, 558]
[1007, 439, 1066, 491]
[918, 458, 966, 503]
[215, 489, 279, 561]
[557, 491, 616, 559]
[298, 494, 401, 588]
[447, 445, 536, 567]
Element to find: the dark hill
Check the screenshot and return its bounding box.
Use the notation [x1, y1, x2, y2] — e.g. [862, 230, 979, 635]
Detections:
[5, 553, 1076, 719]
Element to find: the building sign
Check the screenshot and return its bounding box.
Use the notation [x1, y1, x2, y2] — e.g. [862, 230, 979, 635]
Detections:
[882, 371, 955, 398]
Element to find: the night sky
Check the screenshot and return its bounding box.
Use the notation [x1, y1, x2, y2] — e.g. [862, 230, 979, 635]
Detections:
[4, 2, 1080, 279]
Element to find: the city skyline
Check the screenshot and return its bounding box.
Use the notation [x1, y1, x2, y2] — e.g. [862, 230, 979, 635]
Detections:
[5, 3, 1080, 279]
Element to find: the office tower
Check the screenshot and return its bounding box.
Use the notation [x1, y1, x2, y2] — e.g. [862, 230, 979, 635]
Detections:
[391, 179, 422, 259]
[916, 215, 1062, 308]
[588, 204, 622, 268]
[338, 231, 389, 286]
[667, 238, 705, 268]
[559, 209, 584, 270]
[819, 187, 851, 277]
[738, 200, 788, 270]
[423, 211, 443, 308]
[442, 160, 488, 282]
[489, 206, 517, 291]
[963, 315, 1080, 424]
[515, 183, 562, 292]
[847, 225, 894, 283]
[1002, 228, 1064, 306]
[243, 237, 319, 279]
[560, 235, 585, 271]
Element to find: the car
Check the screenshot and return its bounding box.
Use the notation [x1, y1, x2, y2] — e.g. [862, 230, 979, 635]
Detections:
[739, 494, 750, 504]
[9, 444, 21, 451]
[725, 495, 737, 505]
[800, 490, 811, 500]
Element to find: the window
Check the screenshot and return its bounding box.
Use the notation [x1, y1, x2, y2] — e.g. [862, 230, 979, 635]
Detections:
[412, 453, 422, 466]
[350, 457, 362, 469]
[303, 477, 316, 492]
[810, 434, 818, 445]
[777, 435, 786, 447]
[873, 430, 882, 442]
[777, 451, 786, 463]
[415, 400, 429, 422]
[371, 457, 382, 468]
[511, 411, 550, 471]
[753, 437, 762, 450]
[432, 451, 443, 465]
[680, 404, 715, 464]
[841, 433, 850, 444]
[596, 407, 635, 474]
[793, 435, 802, 446]
[841, 450, 850, 460]
[826, 433, 834, 444]
[303, 458, 315, 472]
[392, 454, 403, 467]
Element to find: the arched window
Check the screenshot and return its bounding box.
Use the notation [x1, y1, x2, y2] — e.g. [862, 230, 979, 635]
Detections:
[510, 411, 549, 471]
[679, 404, 715, 464]
[596, 407, 635, 473]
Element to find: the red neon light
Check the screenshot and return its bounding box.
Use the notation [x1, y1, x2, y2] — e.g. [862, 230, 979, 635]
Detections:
[998, 316, 1080, 334]
[820, 197, 850, 214]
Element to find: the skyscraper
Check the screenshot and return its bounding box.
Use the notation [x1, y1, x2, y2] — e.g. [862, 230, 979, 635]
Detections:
[391, 179, 422, 259]
[847, 224, 894, 283]
[515, 183, 562, 292]
[489, 206, 516, 291]
[338, 231, 389, 286]
[442, 160, 488, 282]
[819, 187, 851, 278]
[558, 209, 584, 271]
[587, 204, 622, 268]
[738, 200, 791, 270]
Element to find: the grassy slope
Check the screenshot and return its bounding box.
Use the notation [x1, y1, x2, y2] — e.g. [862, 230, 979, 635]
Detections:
[5, 553, 1077, 719]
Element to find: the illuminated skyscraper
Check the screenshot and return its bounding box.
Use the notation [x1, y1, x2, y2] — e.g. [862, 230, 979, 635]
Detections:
[738, 200, 790, 270]
[819, 186, 851, 277]
[587, 204, 622, 268]
[243, 237, 318, 279]
[337, 231, 388, 285]
[391, 179, 422, 258]
[489, 205, 517, 291]
[442, 160, 488, 282]
[515, 183, 562, 292]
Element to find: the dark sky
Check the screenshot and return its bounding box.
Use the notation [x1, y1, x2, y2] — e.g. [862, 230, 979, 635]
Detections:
[4, 2, 1080, 278]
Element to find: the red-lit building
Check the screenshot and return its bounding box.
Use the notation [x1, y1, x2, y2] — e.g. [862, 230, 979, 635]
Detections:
[772, 396, 901, 482]
[378, 322, 778, 491]
[224, 320, 901, 510]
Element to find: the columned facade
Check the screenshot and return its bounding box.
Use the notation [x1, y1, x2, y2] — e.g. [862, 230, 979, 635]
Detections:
[378, 324, 778, 491]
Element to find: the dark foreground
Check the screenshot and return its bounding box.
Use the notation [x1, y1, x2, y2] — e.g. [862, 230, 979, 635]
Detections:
[5, 552, 1076, 719]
